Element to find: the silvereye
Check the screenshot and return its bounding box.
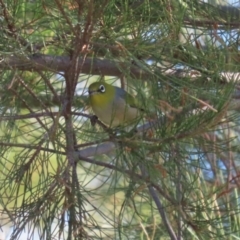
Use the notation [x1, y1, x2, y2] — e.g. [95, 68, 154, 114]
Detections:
[88, 82, 143, 127]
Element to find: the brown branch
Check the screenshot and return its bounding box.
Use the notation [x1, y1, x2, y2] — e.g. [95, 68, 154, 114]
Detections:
[53, 0, 75, 33]
[0, 0, 37, 52]
[3, 54, 240, 82]
[0, 54, 148, 79]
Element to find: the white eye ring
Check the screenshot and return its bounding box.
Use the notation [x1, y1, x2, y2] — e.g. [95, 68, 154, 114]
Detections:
[99, 85, 105, 93]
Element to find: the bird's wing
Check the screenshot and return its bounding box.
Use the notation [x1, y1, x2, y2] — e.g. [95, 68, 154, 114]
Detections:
[116, 87, 144, 111]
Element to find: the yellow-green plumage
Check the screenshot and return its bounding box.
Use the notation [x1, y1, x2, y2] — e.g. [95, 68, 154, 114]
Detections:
[88, 82, 143, 127]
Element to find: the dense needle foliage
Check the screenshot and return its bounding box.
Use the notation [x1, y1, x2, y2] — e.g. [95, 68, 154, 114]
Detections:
[0, 0, 240, 239]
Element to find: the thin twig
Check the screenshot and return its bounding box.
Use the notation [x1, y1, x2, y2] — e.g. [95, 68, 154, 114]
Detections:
[140, 164, 177, 240]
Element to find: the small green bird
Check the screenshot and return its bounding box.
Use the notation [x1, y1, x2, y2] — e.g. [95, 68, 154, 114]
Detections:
[88, 82, 144, 127]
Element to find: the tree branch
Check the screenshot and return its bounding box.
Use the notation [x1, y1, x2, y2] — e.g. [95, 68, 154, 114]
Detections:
[1, 54, 148, 79]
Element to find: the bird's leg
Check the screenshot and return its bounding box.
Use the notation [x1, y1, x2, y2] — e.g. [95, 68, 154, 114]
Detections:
[90, 115, 116, 138]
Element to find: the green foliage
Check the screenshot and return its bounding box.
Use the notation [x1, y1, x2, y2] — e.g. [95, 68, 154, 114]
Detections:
[0, 0, 240, 240]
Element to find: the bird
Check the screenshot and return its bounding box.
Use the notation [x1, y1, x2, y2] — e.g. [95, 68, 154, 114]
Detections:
[88, 81, 144, 127]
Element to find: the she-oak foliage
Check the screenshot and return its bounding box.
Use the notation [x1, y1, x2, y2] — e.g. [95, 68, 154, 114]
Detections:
[0, 0, 240, 239]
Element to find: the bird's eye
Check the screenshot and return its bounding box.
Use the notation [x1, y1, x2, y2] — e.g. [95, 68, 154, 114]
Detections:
[99, 85, 105, 93]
